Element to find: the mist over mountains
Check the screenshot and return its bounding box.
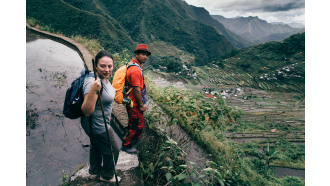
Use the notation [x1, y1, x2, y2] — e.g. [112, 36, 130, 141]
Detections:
[271, 22, 305, 29]
[212, 15, 305, 45]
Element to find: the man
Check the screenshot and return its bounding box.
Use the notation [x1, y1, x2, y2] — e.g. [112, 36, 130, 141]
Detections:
[121, 44, 150, 153]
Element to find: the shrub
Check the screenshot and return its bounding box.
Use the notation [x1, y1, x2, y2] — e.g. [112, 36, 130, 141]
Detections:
[280, 176, 304, 186]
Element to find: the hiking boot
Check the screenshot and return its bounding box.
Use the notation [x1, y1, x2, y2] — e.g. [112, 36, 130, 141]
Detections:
[100, 175, 121, 183]
[121, 146, 138, 153]
[89, 174, 100, 180]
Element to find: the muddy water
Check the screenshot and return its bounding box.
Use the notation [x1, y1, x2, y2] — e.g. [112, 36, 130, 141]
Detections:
[26, 29, 90, 185]
[272, 166, 305, 179]
[26, 29, 123, 186]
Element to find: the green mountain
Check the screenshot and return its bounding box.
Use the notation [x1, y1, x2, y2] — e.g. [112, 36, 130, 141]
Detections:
[180, 3, 251, 48]
[212, 33, 305, 92]
[212, 15, 305, 45]
[226, 33, 304, 72]
[27, 0, 237, 66]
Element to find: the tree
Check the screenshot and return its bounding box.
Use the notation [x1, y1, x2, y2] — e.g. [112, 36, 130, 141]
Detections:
[167, 59, 182, 73]
[254, 143, 284, 167]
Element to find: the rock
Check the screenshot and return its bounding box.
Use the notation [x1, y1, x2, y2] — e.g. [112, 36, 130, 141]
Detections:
[69, 150, 141, 185]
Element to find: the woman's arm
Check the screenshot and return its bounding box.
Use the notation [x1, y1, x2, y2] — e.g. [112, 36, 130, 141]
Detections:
[81, 78, 101, 116]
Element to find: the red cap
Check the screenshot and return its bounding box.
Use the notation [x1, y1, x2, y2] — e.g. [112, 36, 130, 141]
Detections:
[134, 44, 151, 56]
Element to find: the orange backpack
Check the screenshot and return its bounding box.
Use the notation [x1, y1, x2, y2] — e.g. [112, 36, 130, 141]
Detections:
[112, 63, 142, 107]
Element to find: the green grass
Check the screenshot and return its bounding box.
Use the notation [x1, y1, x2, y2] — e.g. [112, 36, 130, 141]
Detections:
[27, 17, 105, 57]
[144, 50, 305, 182]
[146, 78, 304, 184]
[27, 17, 61, 35]
[70, 35, 104, 56]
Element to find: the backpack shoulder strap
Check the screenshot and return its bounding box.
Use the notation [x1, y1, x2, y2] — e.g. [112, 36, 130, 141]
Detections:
[127, 62, 143, 76]
[125, 62, 143, 89]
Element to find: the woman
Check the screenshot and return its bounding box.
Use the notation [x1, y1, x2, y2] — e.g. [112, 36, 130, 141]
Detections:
[80, 51, 120, 183]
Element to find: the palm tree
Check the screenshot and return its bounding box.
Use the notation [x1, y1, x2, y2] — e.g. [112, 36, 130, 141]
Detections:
[254, 143, 284, 167]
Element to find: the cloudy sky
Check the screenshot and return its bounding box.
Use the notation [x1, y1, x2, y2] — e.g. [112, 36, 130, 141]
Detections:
[184, 0, 305, 26]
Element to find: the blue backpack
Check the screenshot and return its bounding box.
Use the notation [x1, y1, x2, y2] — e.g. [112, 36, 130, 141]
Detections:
[63, 70, 101, 119]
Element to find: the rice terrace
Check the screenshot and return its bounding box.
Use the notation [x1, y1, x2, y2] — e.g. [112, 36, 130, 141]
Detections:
[26, 0, 305, 185]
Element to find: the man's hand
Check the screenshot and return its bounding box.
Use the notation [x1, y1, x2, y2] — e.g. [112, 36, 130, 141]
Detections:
[133, 86, 147, 111]
[139, 105, 148, 112]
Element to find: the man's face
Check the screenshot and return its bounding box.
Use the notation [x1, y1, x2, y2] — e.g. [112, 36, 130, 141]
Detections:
[135, 52, 149, 64]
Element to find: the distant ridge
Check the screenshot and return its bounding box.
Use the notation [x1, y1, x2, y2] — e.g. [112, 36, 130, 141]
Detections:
[272, 22, 305, 29]
[212, 15, 305, 45]
[177, 1, 251, 48]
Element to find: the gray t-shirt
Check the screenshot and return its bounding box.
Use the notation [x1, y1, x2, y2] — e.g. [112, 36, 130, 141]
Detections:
[81, 76, 115, 135]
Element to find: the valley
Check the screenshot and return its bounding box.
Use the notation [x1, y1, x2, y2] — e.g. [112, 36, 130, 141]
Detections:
[26, 0, 305, 184]
[145, 65, 305, 181]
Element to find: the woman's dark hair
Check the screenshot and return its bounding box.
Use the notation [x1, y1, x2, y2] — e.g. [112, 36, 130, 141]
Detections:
[95, 51, 114, 66]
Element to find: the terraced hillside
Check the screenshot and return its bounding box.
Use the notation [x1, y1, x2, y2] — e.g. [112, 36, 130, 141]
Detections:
[143, 33, 305, 182]
[204, 33, 305, 93]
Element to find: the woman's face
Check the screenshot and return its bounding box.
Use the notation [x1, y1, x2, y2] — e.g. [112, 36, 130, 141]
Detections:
[96, 56, 113, 80]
